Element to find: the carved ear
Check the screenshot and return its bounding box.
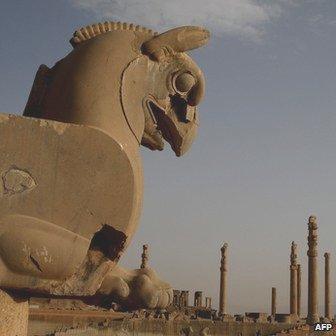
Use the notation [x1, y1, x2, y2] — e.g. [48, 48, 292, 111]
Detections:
[142, 26, 210, 61]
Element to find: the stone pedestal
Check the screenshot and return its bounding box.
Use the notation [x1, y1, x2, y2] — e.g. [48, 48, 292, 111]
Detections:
[0, 290, 28, 336]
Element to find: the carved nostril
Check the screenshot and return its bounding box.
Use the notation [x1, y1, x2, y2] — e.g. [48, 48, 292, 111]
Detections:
[171, 95, 190, 122]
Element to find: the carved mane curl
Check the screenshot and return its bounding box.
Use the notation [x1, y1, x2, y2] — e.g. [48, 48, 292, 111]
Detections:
[70, 21, 158, 48]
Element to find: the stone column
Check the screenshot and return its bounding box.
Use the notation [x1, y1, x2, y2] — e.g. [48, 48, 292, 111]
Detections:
[271, 287, 277, 317]
[324, 252, 332, 320]
[140, 244, 149, 269]
[307, 215, 319, 325]
[173, 290, 181, 307]
[219, 243, 228, 315]
[290, 241, 298, 316]
[194, 291, 203, 307]
[297, 264, 301, 317]
[181, 290, 189, 307]
[205, 297, 212, 309]
[0, 289, 28, 336]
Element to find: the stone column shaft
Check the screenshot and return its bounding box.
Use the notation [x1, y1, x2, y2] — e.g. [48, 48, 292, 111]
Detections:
[140, 244, 149, 269]
[181, 290, 189, 307]
[194, 291, 203, 307]
[307, 215, 319, 325]
[290, 241, 298, 316]
[297, 264, 301, 317]
[219, 243, 228, 315]
[271, 287, 277, 317]
[324, 252, 332, 320]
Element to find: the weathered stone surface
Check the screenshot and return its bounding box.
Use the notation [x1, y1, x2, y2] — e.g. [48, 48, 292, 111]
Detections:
[0, 20, 210, 312]
[0, 289, 28, 336]
[1, 168, 37, 196]
[140, 244, 149, 269]
[324, 252, 332, 320]
[219, 243, 228, 315]
[271, 287, 277, 317]
[290, 241, 298, 316]
[0, 114, 137, 296]
[28, 309, 298, 336]
[99, 266, 173, 310]
[297, 264, 301, 317]
[307, 215, 319, 325]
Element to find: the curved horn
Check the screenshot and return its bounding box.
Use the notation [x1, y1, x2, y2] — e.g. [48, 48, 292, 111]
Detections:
[142, 26, 210, 61]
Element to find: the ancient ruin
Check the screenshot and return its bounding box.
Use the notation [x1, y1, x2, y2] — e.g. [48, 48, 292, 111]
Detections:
[0, 21, 210, 334]
[0, 212, 334, 335]
[271, 287, 277, 317]
[140, 244, 149, 269]
[194, 291, 203, 307]
[1, 16, 335, 336]
[307, 215, 319, 325]
[324, 252, 332, 320]
[289, 241, 298, 318]
[219, 243, 228, 316]
[297, 264, 301, 317]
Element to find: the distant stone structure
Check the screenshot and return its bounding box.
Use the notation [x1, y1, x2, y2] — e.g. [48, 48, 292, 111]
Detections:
[181, 290, 189, 307]
[324, 252, 332, 320]
[194, 291, 203, 307]
[290, 241, 298, 317]
[219, 243, 228, 315]
[205, 297, 212, 309]
[307, 215, 319, 325]
[271, 287, 277, 317]
[297, 264, 301, 317]
[173, 289, 189, 309]
[140, 244, 149, 269]
[173, 290, 181, 307]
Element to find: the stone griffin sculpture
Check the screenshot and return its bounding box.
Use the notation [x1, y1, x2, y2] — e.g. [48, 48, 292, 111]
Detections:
[0, 22, 209, 310]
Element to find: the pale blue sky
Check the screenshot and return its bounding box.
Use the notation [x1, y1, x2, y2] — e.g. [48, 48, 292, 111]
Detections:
[1, 0, 336, 315]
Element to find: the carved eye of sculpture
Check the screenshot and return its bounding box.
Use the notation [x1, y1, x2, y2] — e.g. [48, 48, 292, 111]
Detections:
[173, 72, 196, 94]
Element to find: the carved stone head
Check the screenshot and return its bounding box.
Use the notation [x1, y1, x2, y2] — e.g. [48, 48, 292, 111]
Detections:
[25, 23, 209, 157]
[140, 26, 210, 156]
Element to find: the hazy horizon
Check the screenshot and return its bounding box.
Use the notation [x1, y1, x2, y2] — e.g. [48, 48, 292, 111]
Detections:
[1, 0, 336, 316]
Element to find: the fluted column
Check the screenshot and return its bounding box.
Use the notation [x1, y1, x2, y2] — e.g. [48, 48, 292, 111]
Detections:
[307, 215, 319, 325]
[219, 243, 228, 315]
[290, 241, 298, 316]
[324, 252, 332, 320]
[297, 264, 301, 317]
[140, 244, 149, 269]
[271, 287, 277, 317]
